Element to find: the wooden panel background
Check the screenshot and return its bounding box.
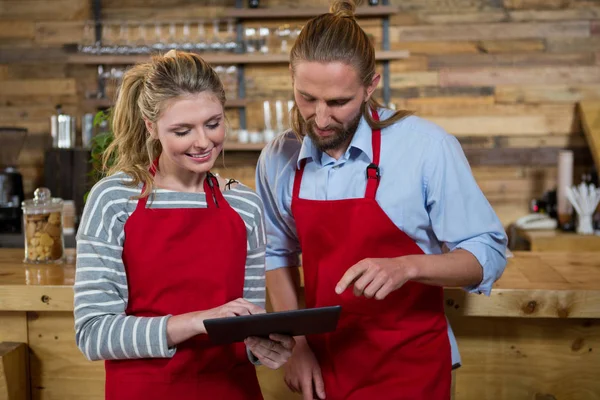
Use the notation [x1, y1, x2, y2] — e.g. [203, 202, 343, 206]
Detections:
[1, 0, 599, 226]
[15, 311, 600, 400]
[449, 316, 600, 400]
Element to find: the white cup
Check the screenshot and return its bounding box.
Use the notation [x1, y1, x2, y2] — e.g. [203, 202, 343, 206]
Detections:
[237, 129, 249, 144]
[249, 131, 262, 144]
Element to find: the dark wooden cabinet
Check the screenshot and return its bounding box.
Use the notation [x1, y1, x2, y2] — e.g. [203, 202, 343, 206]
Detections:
[43, 148, 92, 221]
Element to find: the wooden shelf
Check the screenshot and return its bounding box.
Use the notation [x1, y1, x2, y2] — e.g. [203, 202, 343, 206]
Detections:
[375, 50, 410, 61]
[82, 98, 248, 109]
[67, 50, 409, 65]
[224, 5, 398, 19]
[224, 99, 247, 108]
[217, 144, 595, 167]
[83, 98, 112, 108]
[224, 142, 266, 151]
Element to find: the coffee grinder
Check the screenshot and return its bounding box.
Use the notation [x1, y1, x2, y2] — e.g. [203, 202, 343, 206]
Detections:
[0, 127, 27, 233]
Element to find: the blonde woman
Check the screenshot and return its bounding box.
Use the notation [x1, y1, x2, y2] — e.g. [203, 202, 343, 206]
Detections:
[74, 51, 294, 400]
[256, 0, 508, 399]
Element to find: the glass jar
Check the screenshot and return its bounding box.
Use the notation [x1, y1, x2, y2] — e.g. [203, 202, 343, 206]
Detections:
[22, 187, 65, 264]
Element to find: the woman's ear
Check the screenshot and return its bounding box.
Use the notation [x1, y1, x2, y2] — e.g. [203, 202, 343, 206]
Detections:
[144, 119, 157, 139]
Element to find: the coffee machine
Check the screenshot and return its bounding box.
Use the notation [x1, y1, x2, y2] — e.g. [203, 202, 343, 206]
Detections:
[0, 127, 27, 233]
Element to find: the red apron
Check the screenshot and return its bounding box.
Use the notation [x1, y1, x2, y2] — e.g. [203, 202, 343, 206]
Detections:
[291, 110, 451, 399]
[105, 165, 263, 400]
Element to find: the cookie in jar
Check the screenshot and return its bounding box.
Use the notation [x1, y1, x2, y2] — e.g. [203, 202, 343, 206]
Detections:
[22, 187, 65, 263]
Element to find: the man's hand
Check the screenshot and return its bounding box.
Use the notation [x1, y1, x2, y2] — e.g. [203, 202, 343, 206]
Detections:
[335, 257, 417, 300]
[284, 337, 326, 400]
[245, 334, 295, 370]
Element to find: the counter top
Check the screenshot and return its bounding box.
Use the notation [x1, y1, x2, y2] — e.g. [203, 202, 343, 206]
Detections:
[0, 233, 76, 248]
[514, 228, 600, 252]
[1, 249, 599, 318]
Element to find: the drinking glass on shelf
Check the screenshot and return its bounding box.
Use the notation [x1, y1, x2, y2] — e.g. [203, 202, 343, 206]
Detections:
[105, 67, 125, 100]
[111, 67, 125, 81]
[225, 66, 238, 100]
[194, 21, 208, 52]
[132, 23, 151, 54]
[167, 22, 178, 51]
[290, 24, 302, 45]
[209, 19, 224, 52]
[100, 22, 118, 54]
[214, 65, 236, 101]
[275, 24, 291, 54]
[98, 24, 109, 54]
[97, 65, 111, 98]
[275, 100, 285, 132]
[152, 22, 167, 53]
[224, 19, 238, 52]
[79, 20, 97, 53]
[181, 22, 194, 51]
[244, 27, 257, 53]
[116, 21, 131, 54]
[258, 27, 270, 54]
[263, 100, 275, 142]
[214, 65, 225, 86]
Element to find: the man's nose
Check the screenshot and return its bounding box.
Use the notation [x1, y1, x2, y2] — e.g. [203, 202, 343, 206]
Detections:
[315, 103, 331, 128]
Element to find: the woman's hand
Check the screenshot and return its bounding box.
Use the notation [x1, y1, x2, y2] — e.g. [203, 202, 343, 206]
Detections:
[195, 298, 266, 334]
[168, 298, 265, 347]
[245, 334, 296, 369]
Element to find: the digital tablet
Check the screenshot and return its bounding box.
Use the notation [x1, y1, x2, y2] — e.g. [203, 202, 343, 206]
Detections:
[204, 305, 342, 345]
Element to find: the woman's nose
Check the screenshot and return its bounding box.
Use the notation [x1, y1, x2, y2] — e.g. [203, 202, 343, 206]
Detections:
[193, 130, 210, 148]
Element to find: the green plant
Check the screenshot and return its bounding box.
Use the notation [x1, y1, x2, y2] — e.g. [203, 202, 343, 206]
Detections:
[84, 110, 115, 203]
[90, 110, 115, 180]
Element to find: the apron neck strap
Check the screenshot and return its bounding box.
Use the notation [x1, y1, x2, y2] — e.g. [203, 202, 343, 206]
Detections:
[365, 108, 381, 200]
[203, 172, 222, 209]
[293, 159, 306, 199]
[142, 157, 221, 208]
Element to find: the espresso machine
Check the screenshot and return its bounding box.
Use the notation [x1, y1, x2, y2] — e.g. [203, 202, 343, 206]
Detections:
[0, 127, 27, 233]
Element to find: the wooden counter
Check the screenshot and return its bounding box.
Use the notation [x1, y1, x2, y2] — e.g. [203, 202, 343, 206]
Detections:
[1, 249, 599, 399]
[513, 228, 600, 252]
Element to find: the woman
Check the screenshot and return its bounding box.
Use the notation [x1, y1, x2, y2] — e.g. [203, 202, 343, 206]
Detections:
[74, 50, 294, 399]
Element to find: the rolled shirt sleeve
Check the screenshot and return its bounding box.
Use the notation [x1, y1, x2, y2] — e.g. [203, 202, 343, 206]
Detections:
[256, 134, 302, 271]
[425, 135, 508, 295]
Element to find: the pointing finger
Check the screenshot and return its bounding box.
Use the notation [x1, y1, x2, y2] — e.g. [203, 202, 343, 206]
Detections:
[335, 262, 368, 294]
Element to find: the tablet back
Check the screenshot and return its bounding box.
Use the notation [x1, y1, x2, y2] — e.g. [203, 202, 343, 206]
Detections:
[204, 305, 342, 344]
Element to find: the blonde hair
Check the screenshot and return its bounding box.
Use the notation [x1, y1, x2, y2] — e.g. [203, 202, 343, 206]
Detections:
[289, 0, 411, 138]
[102, 50, 226, 198]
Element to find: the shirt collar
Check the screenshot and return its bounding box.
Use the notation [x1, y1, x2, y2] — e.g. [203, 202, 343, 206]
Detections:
[296, 113, 374, 168]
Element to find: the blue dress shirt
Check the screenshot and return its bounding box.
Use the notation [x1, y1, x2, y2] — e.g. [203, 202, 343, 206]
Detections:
[255, 109, 508, 367]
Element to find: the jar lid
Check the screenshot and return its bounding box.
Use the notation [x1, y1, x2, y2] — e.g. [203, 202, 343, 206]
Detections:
[22, 187, 63, 214]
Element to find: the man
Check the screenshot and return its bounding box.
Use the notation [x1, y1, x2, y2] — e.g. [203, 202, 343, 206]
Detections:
[255, 2, 507, 399]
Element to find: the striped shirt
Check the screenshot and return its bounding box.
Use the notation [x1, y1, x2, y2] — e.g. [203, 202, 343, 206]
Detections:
[74, 172, 266, 361]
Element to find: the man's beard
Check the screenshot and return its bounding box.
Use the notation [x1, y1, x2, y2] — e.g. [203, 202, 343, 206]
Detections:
[306, 110, 363, 153]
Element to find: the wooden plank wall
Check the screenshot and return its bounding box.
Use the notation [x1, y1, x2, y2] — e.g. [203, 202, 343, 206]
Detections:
[1, 0, 599, 226]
